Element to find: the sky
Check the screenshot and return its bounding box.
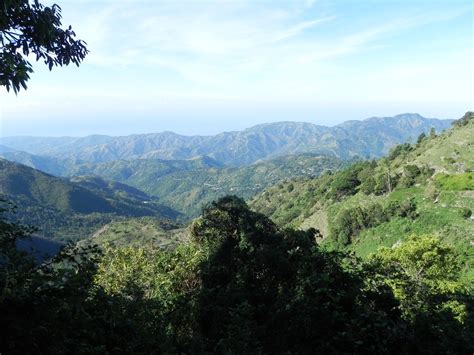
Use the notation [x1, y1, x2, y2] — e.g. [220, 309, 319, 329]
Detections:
[0, 0, 473, 137]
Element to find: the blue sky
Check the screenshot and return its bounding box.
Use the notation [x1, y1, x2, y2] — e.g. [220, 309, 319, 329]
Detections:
[0, 0, 472, 136]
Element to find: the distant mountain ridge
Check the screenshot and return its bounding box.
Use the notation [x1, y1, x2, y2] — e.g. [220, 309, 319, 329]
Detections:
[0, 113, 453, 167]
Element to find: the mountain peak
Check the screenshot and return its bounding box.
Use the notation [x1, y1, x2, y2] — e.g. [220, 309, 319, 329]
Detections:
[0, 114, 454, 167]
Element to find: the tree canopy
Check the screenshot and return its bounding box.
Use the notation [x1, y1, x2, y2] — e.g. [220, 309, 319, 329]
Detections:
[1, 196, 473, 353]
[0, 0, 88, 93]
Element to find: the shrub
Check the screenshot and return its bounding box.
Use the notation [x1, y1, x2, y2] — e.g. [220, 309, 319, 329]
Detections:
[388, 143, 413, 161]
[330, 199, 418, 246]
[435, 173, 474, 191]
[327, 164, 365, 200]
[460, 207, 472, 219]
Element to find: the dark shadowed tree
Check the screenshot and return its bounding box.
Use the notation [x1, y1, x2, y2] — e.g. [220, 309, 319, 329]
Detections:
[0, 0, 88, 93]
[189, 196, 407, 353]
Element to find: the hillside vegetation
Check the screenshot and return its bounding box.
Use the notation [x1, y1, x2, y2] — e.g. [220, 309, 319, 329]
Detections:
[86, 217, 188, 249]
[2, 196, 472, 353]
[0, 159, 180, 241]
[0, 114, 452, 219]
[251, 112, 474, 280]
[73, 154, 345, 217]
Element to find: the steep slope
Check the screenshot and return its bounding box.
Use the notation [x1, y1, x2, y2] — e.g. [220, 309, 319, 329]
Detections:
[70, 175, 154, 201]
[1, 114, 452, 167]
[250, 112, 473, 279]
[0, 159, 180, 241]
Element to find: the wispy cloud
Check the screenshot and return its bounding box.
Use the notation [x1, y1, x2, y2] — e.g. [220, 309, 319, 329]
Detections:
[2, 0, 472, 136]
[75, 1, 470, 95]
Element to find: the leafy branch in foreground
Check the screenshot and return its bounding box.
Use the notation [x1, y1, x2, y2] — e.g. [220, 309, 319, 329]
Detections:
[0, 0, 88, 93]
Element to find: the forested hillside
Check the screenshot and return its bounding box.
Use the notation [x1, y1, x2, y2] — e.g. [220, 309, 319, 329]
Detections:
[70, 154, 345, 216]
[0, 159, 180, 241]
[251, 112, 474, 279]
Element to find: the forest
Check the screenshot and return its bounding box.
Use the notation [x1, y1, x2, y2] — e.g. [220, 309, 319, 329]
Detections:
[1, 195, 473, 353]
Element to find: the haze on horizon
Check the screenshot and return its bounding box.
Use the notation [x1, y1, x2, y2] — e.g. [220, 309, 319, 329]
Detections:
[0, 0, 472, 137]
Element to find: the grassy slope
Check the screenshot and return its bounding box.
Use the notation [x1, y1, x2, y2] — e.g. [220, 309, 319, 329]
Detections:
[251, 114, 474, 281]
[86, 217, 188, 249]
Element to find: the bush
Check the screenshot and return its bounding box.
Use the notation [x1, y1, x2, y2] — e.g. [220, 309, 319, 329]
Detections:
[435, 172, 474, 191]
[386, 199, 417, 219]
[388, 143, 413, 161]
[330, 199, 418, 246]
[327, 164, 365, 200]
[452, 111, 473, 127]
[461, 207, 472, 219]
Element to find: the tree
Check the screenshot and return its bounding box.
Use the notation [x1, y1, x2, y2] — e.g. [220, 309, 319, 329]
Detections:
[0, 0, 88, 93]
[453, 111, 473, 127]
[190, 196, 406, 353]
[379, 159, 394, 192]
[416, 132, 426, 144]
[327, 164, 363, 200]
[367, 235, 473, 353]
[399, 164, 421, 188]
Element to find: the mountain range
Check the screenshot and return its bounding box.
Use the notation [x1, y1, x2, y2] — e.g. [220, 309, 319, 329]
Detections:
[0, 113, 452, 169]
[0, 113, 458, 238]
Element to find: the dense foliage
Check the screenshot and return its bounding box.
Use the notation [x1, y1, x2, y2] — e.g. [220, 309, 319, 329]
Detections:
[1, 197, 472, 353]
[0, 0, 88, 93]
[329, 198, 417, 247]
[366, 235, 474, 352]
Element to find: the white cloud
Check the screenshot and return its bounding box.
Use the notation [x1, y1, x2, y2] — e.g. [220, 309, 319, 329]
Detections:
[1, 0, 472, 135]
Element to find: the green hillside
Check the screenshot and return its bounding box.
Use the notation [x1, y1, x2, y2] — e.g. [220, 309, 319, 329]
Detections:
[251, 112, 474, 281]
[0, 159, 180, 241]
[86, 217, 189, 249]
[71, 154, 345, 217]
[70, 175, 154, 201]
